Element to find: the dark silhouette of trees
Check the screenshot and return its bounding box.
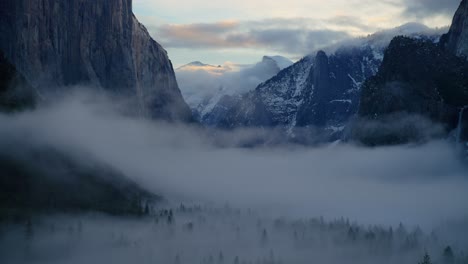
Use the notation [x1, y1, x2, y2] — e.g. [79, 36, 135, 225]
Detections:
[419, 252, 432, 264]
[25, 218, 33, 240]
[443, 246, 455, 264]
[261, 228, 269, 246]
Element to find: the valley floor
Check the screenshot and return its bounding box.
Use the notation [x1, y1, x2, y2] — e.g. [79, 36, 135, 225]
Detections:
[1, 205, 467, 264]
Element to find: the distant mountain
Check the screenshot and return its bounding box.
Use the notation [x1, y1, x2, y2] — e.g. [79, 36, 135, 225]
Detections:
[181, 61, 213, 68]
[176, 56, 293, 124]
[264, 56, 295, 70]
[202, 23, 443, 142]
[0, 0, 192, 121]
[177, 61, 228, 74]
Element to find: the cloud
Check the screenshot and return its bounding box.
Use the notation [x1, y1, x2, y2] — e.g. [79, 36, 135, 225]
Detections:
[326, 15, 376, 32]
[1, 91, 468, 228]
[1, 91, 468, 264]
[134, 1, 457, 66]
[176, 57, 286, 109]
[156, 21, 241, 48]
[153, 18, 355, 56]
[401, 0, 460, 19]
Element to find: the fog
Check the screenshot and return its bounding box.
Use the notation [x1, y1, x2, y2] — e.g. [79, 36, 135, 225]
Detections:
[176, 57, 287, 110]
[1, 91, 467, 229]
[0, 211, 455, 264]
[1, 92, 468, 263]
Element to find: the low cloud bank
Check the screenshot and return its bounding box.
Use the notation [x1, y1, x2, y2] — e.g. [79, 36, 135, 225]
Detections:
[176, 57, 289, 110]
[0, 92, 467, 228]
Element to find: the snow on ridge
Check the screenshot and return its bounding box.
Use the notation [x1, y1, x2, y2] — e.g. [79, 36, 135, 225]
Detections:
[265, 55, 294, 70]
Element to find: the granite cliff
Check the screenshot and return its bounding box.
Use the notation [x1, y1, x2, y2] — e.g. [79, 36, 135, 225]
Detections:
[441, 0, 468, 59]
[355, 1, 468, 146]
[0, 0, 191, 121]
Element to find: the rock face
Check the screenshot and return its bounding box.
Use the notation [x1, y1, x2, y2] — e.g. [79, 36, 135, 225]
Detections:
[0, 51, 35, 112]
[441, 0, 468, 58]
[195, 56, 289, 125]
[257, 44, 383, 134]
[204, 38, 385, 140]
[200, 23, 443, 142]
[0, 0, 191, 121]
[356, 36, 468, 145]
[177, 55, 293, 125]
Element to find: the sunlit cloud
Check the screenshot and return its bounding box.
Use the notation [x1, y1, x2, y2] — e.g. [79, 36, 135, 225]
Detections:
[151, 18, 354, 57]
[133, 0, 459, 65]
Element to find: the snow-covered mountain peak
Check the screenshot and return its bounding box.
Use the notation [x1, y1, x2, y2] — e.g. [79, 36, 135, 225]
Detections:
[263, 56, 294, 70]
[176, 55, 290, 119]
[393, 22, 431, 35]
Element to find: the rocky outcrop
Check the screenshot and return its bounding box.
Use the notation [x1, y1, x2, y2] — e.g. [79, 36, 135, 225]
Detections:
[0, 0, 191, 121]
[296, 51, 331, 127]
[207, 44, 383, 139]
[199, 24, 442, 143]
[177, 55, 292, 125]
[0, 51, 35, 112]
[440, 0, 468, 59]
[356, 36, 468, 145]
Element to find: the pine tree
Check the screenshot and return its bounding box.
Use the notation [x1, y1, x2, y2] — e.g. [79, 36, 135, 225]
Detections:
[348, 227, 357, 241]
[174, 254, 181, 264]
[419, 252, 432, 264]
[25, 218, 33, 240]
[260, 229, 268, 246]
[218, 252, 224, 264]
[443, 246, 455, 264]
[397, 222, 407, 238]
[167, 209, 174, 224]
[144, 203, 150, 215]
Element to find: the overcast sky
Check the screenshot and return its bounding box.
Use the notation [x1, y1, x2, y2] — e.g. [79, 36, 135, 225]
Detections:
[133, 0, 460, 67]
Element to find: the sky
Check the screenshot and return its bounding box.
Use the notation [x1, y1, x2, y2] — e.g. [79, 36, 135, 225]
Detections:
[133, 0, 460, 67]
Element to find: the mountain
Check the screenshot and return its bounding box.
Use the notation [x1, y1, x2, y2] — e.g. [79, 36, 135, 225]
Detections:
[0, 0, 191, 121]
[441, 0, 468, 59]
[177, 61, 229, 75]
[264, 56, 294, 70]
[176, 56, 293, 124]
[202, 23, 442, 141]
[354, 1, 468, 146]
[0, 0, 176, 216]
[0, 51, 35, 112]
[180, 61, 214, 68]
[355, 36, 468, 146]
[0, 144, 158, 216]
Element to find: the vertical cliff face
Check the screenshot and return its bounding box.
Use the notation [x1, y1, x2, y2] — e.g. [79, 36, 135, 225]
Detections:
[296, 51, 331, 127]
[0, 0, 192, 121]
[0, 51, 35, 112]
[356, 36, 468, 145]
[441, 0, 468, 59]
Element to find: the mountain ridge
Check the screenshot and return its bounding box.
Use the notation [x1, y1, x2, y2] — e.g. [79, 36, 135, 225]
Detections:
[199, 23, 442, 139]
[353, 1, 468, 146]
